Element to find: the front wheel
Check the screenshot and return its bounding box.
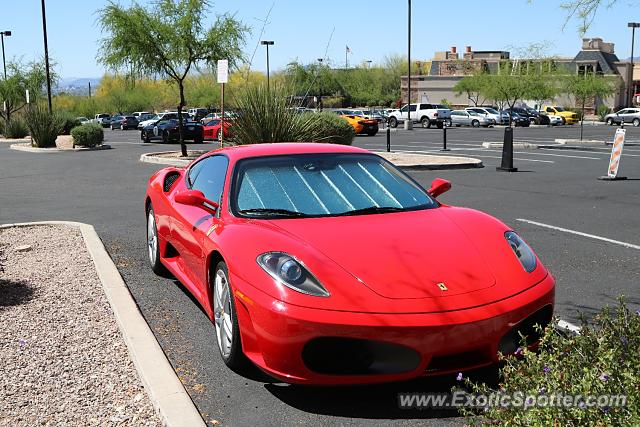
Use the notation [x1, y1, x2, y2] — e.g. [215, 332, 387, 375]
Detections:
[110, 124, 114, 130]
[606, 118, 614, 126]
[634, 118, 640, 127]
[388, 117, 398, 128]
[420, 117, 431, 128]
[162, 130, 170, 144]
[213, 262, 246, 370]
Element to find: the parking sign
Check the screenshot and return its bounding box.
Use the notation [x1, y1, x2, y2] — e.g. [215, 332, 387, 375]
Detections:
[217, 60, 228, 84]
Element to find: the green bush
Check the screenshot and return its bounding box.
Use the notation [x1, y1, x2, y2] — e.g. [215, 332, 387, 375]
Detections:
[303, 112, 355, 145]
[597, 105, 612, 122]
[231, 84, 355, 146]
[58, 111, 82, 135]
[567, 108, 584, 121]
[70, 124, 104, 147]
[24, 105, 63, 148]
[458, 297, 639, 426]
[0, 118, 4, 136]
[4, 118, 29, 139]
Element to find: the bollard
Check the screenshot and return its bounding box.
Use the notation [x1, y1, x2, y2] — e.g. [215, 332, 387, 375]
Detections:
[441, 126, 450, 151]
[386, 127, 391, 152]
[496, 126, 517, 172]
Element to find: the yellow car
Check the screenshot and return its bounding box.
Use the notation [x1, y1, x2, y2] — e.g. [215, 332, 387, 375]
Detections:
[541, 106, 578, 125]
[339, 115, 379, 136]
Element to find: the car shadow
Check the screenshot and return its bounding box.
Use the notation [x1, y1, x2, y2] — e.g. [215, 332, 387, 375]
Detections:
[263, 364, 500, 420]
[0, 278, 35, 308]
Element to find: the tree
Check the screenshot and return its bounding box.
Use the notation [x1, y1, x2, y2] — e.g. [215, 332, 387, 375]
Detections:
[98, 0, 247, 156]
[0, 60, 55, 125]
[563, 72, 620, 139]
[454, 73, 490, 106]
[483, 63, 535, 126]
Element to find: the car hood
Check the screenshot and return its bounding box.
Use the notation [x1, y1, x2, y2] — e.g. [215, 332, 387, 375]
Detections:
[268, 208, 496, 300]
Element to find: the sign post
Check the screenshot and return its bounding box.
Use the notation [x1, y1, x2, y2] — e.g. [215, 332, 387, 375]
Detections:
[599, 128, 627, 181]
[217, 59, 228, 148]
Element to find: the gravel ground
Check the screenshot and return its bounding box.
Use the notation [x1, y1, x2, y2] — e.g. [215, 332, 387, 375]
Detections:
[0, 225, 161, 426]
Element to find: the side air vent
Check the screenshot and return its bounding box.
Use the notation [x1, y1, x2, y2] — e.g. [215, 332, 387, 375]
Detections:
[163, 172, 181, 192]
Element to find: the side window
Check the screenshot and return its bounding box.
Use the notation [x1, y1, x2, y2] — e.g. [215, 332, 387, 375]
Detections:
[419, 104, 429, 110]
[190, 156, 230, 203]
[546, 107, 554, 113]
[400, 105, 408, 113]
[409, 105, 417, 112]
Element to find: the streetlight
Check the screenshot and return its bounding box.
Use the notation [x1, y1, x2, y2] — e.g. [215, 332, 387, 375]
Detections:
[0, 30, 11, 79]
[260, 40, 274, 91]
[40, 0, 53, 113]
[365, 60, 372, 68]
[628, 22, 640, 107]
[405, 0, 413, 130]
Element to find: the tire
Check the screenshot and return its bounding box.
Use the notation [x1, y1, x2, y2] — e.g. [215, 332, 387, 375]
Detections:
[110, 124, 114, 130]
[217, 129, 224, 141]
[213, 261, 246, 370]
[146, 205, 169, 276]
[606, 118, 614, 126]
[367, 130, 378, 136]
[634, 118, 640, 127]
[143, 131, 151, 143]
[420, 117, 431, 128]
[561, 117, 566, 125]
[436, 121, 444, 129]
[471, 120, 480, 128]
[162, 130, 170, 144]
[388, 117, 398, 128]
[194, 135, 203, 144]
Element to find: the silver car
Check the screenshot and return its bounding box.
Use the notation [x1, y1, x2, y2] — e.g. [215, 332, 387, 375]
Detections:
[604, 108, 640, 127]
[450, 110, 494, 127]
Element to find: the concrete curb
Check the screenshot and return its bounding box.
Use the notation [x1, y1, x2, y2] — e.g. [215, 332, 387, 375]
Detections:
[10, 142, 112, 153]
[140, 152, 194, 167]
[482, 142, 539, 149]
[554, 138, 605, 145]
[373, 151, 483, 170]
[0, 221, 206, 427]
[0, 137, 31, 143]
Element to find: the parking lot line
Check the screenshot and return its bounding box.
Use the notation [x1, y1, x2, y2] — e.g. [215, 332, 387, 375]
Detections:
[516, 219, 640, 250]
[538, 147, 640, 157]
[452, 147, 603, 160]
[392, 150, 556, 163]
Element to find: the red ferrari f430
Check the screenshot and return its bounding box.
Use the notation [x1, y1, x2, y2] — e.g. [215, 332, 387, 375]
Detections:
[145, 143, 555, 385]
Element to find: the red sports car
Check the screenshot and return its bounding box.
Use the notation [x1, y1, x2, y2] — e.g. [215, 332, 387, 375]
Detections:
[202, 118, 232, 141]
[145, 143, 555, 385]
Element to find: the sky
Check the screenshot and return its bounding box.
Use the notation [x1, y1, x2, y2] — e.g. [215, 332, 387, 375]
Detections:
[0, 0, 637, 79]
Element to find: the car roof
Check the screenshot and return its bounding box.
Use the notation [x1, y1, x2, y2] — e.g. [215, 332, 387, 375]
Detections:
[195, 143, 370, 164]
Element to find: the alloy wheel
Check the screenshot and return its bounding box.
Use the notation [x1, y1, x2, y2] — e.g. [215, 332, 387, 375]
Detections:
[214, 269, 233, 358]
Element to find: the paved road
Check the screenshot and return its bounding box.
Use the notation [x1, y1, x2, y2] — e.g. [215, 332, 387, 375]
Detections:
[1, 124, 638, 426]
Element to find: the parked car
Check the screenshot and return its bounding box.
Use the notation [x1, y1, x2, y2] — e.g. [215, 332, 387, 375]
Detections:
[203, 119, 233, 141]
[77, 117, 90, 125]
[465, 107, 507, 125]
[200, 111, 237, 124]
[92, 113, 112, 127]
[140, 119, 204, 143]
[387, 103, 451, 129]
[132, 111, 151, 119]
[110, 115, 139, 130]
[604, 108, 640, 126]
[144, 143, 555, 384]
[139, 112, 190, 129]
[340, 115, 379, 136]
[188, 108, 209, 121]
[504, 112, 531, 127]
[349, 109, 384, 123]
[451, 110, 494, 127]
[540, 105, 578, 125]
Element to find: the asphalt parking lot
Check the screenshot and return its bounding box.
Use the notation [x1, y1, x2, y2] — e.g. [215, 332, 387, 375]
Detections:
[1, 124, 639, 426]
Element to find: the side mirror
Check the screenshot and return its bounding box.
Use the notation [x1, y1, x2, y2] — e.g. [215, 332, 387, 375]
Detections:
[175, 189, 219, 214]
[427, 178, 451, 198]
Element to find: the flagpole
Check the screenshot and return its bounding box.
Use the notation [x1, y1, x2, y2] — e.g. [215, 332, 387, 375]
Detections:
[345, 46, 348, 69]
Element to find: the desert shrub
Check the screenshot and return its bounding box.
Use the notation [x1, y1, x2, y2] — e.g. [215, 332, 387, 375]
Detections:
[458, 297, 639, 426]
[302, 112, 355, 145]
[231, 84, 355, 146]
[58, 111, 82, 135]
[0, 118, 4, 136]
[70, 124, 104, 147]
[4, 118, 29, 139]
[567, 108, 584, 120]
[597, 105, 611, 122]
[24, 105, 63, 148]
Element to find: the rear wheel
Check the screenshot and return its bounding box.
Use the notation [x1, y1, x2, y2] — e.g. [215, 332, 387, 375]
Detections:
[388, 117, 398, 128]
[218, 129, 224, 141]
[213, 261, 246, 369]
[162, 130, 170, 144]
[606, 118, 614, 126]
[634, 118, 640, 127]
[110, 124, 114, 130]
[471, 119, 480, 127]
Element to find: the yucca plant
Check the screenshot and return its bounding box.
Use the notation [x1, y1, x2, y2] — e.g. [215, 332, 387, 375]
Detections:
[3, 118, 29, 139]
[230, 84, 354, 146]
[24, 105, 63, 148]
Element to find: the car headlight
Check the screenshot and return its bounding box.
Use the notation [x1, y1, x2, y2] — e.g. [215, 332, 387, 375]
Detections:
[257, 252, 330, 297]
[505, 231, 537, 273]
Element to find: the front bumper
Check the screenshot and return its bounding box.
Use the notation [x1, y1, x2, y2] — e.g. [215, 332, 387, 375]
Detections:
[231, 272, 555, 385]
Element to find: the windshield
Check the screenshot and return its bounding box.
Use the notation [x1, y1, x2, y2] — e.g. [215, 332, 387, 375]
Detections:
[485, 108, 499, 114]
[232, 153, 437, 218]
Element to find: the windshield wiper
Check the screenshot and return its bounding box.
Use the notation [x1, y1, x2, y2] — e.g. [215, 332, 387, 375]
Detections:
[335, 206, 405, 216]
[239, 208, 309, 217]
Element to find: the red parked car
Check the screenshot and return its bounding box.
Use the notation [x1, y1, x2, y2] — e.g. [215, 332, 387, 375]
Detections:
[145, 143, 555, 385]
[202, 118, 232, 141]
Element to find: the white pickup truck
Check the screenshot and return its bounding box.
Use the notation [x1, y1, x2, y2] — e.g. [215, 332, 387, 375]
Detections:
[387, 103, 452, 129]
[91, 113, 112, 127]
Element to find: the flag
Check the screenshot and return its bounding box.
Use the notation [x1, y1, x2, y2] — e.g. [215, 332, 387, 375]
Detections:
[346, 45, 352, 54]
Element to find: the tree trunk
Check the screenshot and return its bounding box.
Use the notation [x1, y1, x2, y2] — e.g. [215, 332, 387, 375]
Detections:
[177, 80, 187, 157]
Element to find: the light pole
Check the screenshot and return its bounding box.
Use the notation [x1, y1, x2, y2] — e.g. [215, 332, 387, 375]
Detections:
[405, 0, 413, 130]
[628, 22, 640, 107]
[0, 30, 11, 79]
[365, 60, 372, 68]
[40, 0, 53, 113]
[261, 40, 274, 92]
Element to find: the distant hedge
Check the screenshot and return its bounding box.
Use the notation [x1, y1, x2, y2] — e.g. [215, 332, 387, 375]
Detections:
[59, 111, 82, 135]
[307, 112, 355, 145]
[71, 124, 104, 147]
